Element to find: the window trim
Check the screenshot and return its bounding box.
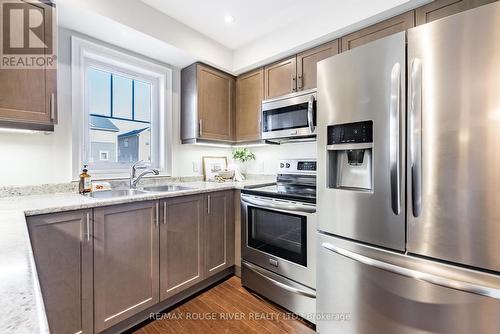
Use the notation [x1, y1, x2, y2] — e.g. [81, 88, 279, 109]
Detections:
[99, 150, 109, 161]
[71, 36, 172, 180]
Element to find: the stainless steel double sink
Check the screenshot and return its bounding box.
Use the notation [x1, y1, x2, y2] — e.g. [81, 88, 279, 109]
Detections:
[86, 185, 192, 199]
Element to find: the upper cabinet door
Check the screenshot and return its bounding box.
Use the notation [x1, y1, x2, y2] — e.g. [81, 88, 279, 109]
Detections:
[415, 0, 497, 25]
[93, 201, 159, 333]
[0, 1, 56, 129]
[236, 68, 263, 142]
[27, 210, 93, 334]
[297, 40, 339, 91]
[197, 64, 235, 141]
[341, 11, 415, 51]
[264, 57, 297, 99]
[416, 0, 469, 25]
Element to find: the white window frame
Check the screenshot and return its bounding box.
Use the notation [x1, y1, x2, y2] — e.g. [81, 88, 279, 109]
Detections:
[71, 36, 172, 180]
[99, 150, 109, 161]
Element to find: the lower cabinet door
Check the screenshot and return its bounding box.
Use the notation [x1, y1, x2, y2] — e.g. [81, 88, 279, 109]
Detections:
[205, 191, 235, 277]
[159, 195, 204, 300]
[93, 201, 159, 332]
[27, 210, 93, 334]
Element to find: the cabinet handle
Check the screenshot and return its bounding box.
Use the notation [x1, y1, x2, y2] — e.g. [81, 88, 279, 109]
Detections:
[155, 202, 159, 227]
[291, 74, 297, 92]
[297, 75, 303, 91]
[199, 119, 203, 137]
[163, 202, 167, 225]
[86, 213, 91, 242]
[50, 93, 55, 121]
[207, 195, 211, 215]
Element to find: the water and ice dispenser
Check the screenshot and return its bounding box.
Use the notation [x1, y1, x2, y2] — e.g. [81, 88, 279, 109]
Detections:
[327, 121, 373, 191]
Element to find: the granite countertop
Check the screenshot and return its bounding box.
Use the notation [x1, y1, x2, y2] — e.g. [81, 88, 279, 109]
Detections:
[0, 179, 274, 334]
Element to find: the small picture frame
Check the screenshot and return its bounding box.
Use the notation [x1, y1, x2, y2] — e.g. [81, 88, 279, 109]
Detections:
[202, 156, 228, 181]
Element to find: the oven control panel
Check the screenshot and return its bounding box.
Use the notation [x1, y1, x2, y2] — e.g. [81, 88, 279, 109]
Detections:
[278, 159, 317, 174]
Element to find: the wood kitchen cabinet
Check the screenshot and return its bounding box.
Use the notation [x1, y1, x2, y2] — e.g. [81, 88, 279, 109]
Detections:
[27, 210, 93, 334]
[415, 0, 498, 25]
[0, 0, 57, 131]
[341, 11, 415, 51]
[93, 201, 159, 333]
[263, 41, 339, 100]
[159, 195, 204, 300]
[236, 68, 264, 142]
[264, 57, 297, 99]
[204, 191, 235, 277]
[296, 40, 339, 92]
[181, 63, 235, 143]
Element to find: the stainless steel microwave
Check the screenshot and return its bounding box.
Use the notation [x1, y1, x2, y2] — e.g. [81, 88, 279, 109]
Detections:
[261, 89, 317, 142]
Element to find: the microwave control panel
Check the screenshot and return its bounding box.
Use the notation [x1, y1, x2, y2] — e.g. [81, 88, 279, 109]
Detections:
[328, 121, 373, 145]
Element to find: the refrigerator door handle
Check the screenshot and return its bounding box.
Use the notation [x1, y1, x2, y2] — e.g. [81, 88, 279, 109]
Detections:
[410, 58, 423, 217]
[390, 62, 401, 215]
[322, 242, 500, 300]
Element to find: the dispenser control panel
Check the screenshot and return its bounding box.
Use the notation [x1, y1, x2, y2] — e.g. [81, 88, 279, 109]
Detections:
[328, 121, 373, 145]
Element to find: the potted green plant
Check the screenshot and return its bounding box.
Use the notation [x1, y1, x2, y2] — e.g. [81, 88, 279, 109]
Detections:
[231, 148, 256, 176]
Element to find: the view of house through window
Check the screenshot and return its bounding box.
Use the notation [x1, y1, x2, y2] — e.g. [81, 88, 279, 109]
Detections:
[87, 67, 153, 168]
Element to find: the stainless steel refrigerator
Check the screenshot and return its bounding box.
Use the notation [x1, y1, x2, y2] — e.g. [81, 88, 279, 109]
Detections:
[316, 3, 500, 333]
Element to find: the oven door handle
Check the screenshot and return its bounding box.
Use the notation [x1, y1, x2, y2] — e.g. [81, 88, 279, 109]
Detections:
[242, 196, 316, 214]
[307, 94, 315, 134]
[242, 262, 316, 299]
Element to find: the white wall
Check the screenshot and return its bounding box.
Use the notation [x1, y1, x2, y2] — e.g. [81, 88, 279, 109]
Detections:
[0, 28, 232, 187]
[245, 142, 317, 175]
[57, 0, 233, 72]
[0, 28, 320, 187]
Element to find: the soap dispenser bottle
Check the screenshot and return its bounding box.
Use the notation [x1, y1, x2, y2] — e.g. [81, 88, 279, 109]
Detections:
[79, 165, 92, 194]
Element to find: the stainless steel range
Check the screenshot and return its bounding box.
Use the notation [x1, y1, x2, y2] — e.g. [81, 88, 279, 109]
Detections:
[241, 159, 317, 323]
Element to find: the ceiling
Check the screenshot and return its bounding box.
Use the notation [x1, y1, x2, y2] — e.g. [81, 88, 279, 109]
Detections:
[140, 0, 419, 50]
[58, 0, 430, 73]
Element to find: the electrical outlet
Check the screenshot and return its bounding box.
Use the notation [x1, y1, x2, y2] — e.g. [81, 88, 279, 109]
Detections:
[192, 162, 199, 173]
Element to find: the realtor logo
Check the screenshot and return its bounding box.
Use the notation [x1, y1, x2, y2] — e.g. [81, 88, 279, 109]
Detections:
[0, 0, 56, 69]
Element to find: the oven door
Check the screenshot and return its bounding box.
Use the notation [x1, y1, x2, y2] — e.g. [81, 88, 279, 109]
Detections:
[262, 90, 316, 140]
[241, 194, 316, 288]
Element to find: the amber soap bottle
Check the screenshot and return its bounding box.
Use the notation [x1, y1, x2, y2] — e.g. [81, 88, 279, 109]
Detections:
[79, 165, 92, 194]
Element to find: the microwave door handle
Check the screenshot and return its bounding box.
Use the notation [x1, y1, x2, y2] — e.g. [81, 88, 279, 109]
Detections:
[390, 63, 401, 215]
[321, 243, 500, 300]
[241, 196, 316, 214]
[410, 58, 423, 217]
[307, 95, 315, 133]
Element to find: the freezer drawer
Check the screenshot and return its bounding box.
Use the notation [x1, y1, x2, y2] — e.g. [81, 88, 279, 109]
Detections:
[241, 261, 316, 324]
[317, 233, 500, 334]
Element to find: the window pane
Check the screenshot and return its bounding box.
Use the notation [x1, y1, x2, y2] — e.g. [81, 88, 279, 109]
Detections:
[86, 66, 154, 171]
[117, 122, 151, 163]
[87, 68, 111, 116]
[112, 75, 133, 119]
[134, 81, 151, 122]
[89, 116, 151, 166]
